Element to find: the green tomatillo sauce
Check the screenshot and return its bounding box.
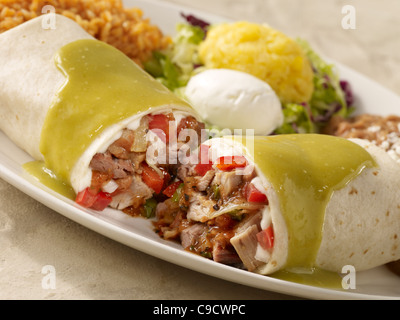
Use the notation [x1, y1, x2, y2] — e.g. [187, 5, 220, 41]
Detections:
[37, 39, 191, 187]
[238, 134, 376, 287]
[23, 161, 75, 199]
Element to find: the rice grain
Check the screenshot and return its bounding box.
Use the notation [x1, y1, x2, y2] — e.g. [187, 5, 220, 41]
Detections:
[0, 0, 171, 66]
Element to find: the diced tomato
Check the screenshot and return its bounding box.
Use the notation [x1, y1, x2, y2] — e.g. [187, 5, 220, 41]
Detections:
[194, 162, 213, 176]
[215, 156, 247, 171]
[161, 169, 171, 188]
[75, 187, 98, 208]
[194, 145, 213, 176]
[141, 163, 165, 194]
[245, 183, 268, 203]
[148, 114, 170, 143]
[162, 180, 183, 198]
[75, 187, 112, 211]
[91, 192, 112, 211]
[177, 116, 193, 135]
[177, 116, 205, 142]
[256, 226, 274, 251]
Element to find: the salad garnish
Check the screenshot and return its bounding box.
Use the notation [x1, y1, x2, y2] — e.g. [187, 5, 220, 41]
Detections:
[144, 14, 354, 134]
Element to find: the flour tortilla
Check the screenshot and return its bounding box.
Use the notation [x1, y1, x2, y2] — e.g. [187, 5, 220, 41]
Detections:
[263, 138, 400, 274]
[0, 15, 93, 161]
[315, 139, 400, 272]
[0, 15, 198, 193]
[206, 137, 400, 274]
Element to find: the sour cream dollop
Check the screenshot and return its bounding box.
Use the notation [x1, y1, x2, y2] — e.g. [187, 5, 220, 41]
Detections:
[185, 69, 283, 135]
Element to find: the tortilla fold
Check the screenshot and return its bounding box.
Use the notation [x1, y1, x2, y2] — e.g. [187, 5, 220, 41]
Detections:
[0, 15, 197, 194]
[0, 15, 92, 161]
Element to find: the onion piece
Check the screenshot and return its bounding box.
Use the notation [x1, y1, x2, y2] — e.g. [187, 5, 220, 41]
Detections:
[208, 201, 265, 220]
[132, 117, 149, 153]
[102, 179, 119, 194]
[146, 159, 164, 179]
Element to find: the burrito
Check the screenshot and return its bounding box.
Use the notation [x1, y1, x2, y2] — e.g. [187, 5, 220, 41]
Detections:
[154, 133, 400, 279]
[0, 15, 204, 212]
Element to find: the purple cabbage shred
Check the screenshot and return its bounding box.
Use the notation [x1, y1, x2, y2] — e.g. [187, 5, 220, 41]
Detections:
[313, 103, 342, 123]
[180, 12, 210, 34]
[340, 80, 354, 107]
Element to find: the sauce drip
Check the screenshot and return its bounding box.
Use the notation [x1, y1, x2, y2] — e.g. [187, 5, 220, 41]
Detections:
[23, 161, 75, 199]
[271, 268, 343, 288]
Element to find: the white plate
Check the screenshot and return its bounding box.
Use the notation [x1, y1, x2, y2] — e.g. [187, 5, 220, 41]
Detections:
[1, 0, 400, 300]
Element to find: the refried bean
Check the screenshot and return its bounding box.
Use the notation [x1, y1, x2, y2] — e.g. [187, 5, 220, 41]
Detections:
[324, 114, 400, 164]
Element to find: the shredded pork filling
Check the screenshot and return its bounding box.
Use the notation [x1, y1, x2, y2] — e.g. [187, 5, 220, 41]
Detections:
[153, 155, 272, 270]
[83, 113, 273, 270]
[86, 112, 204, 216]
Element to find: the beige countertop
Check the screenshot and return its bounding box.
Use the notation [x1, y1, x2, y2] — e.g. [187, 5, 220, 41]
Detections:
[0, 0, 399, 300]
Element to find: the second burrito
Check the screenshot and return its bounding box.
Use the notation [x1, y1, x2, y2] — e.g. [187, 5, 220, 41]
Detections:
[154, 134, 400, 279]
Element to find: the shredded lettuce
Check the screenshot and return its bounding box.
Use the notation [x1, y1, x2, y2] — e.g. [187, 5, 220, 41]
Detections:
[144, 23, 205, 92]
[275, 40, 354, 134]
[301, 39, 353, 117]
[171, 23, 204, 77]
[144, 51, 183, 91]
[274, 103, 315, 134]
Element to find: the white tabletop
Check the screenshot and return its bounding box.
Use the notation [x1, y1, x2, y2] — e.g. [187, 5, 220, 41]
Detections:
[0, 0, 399, 300]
